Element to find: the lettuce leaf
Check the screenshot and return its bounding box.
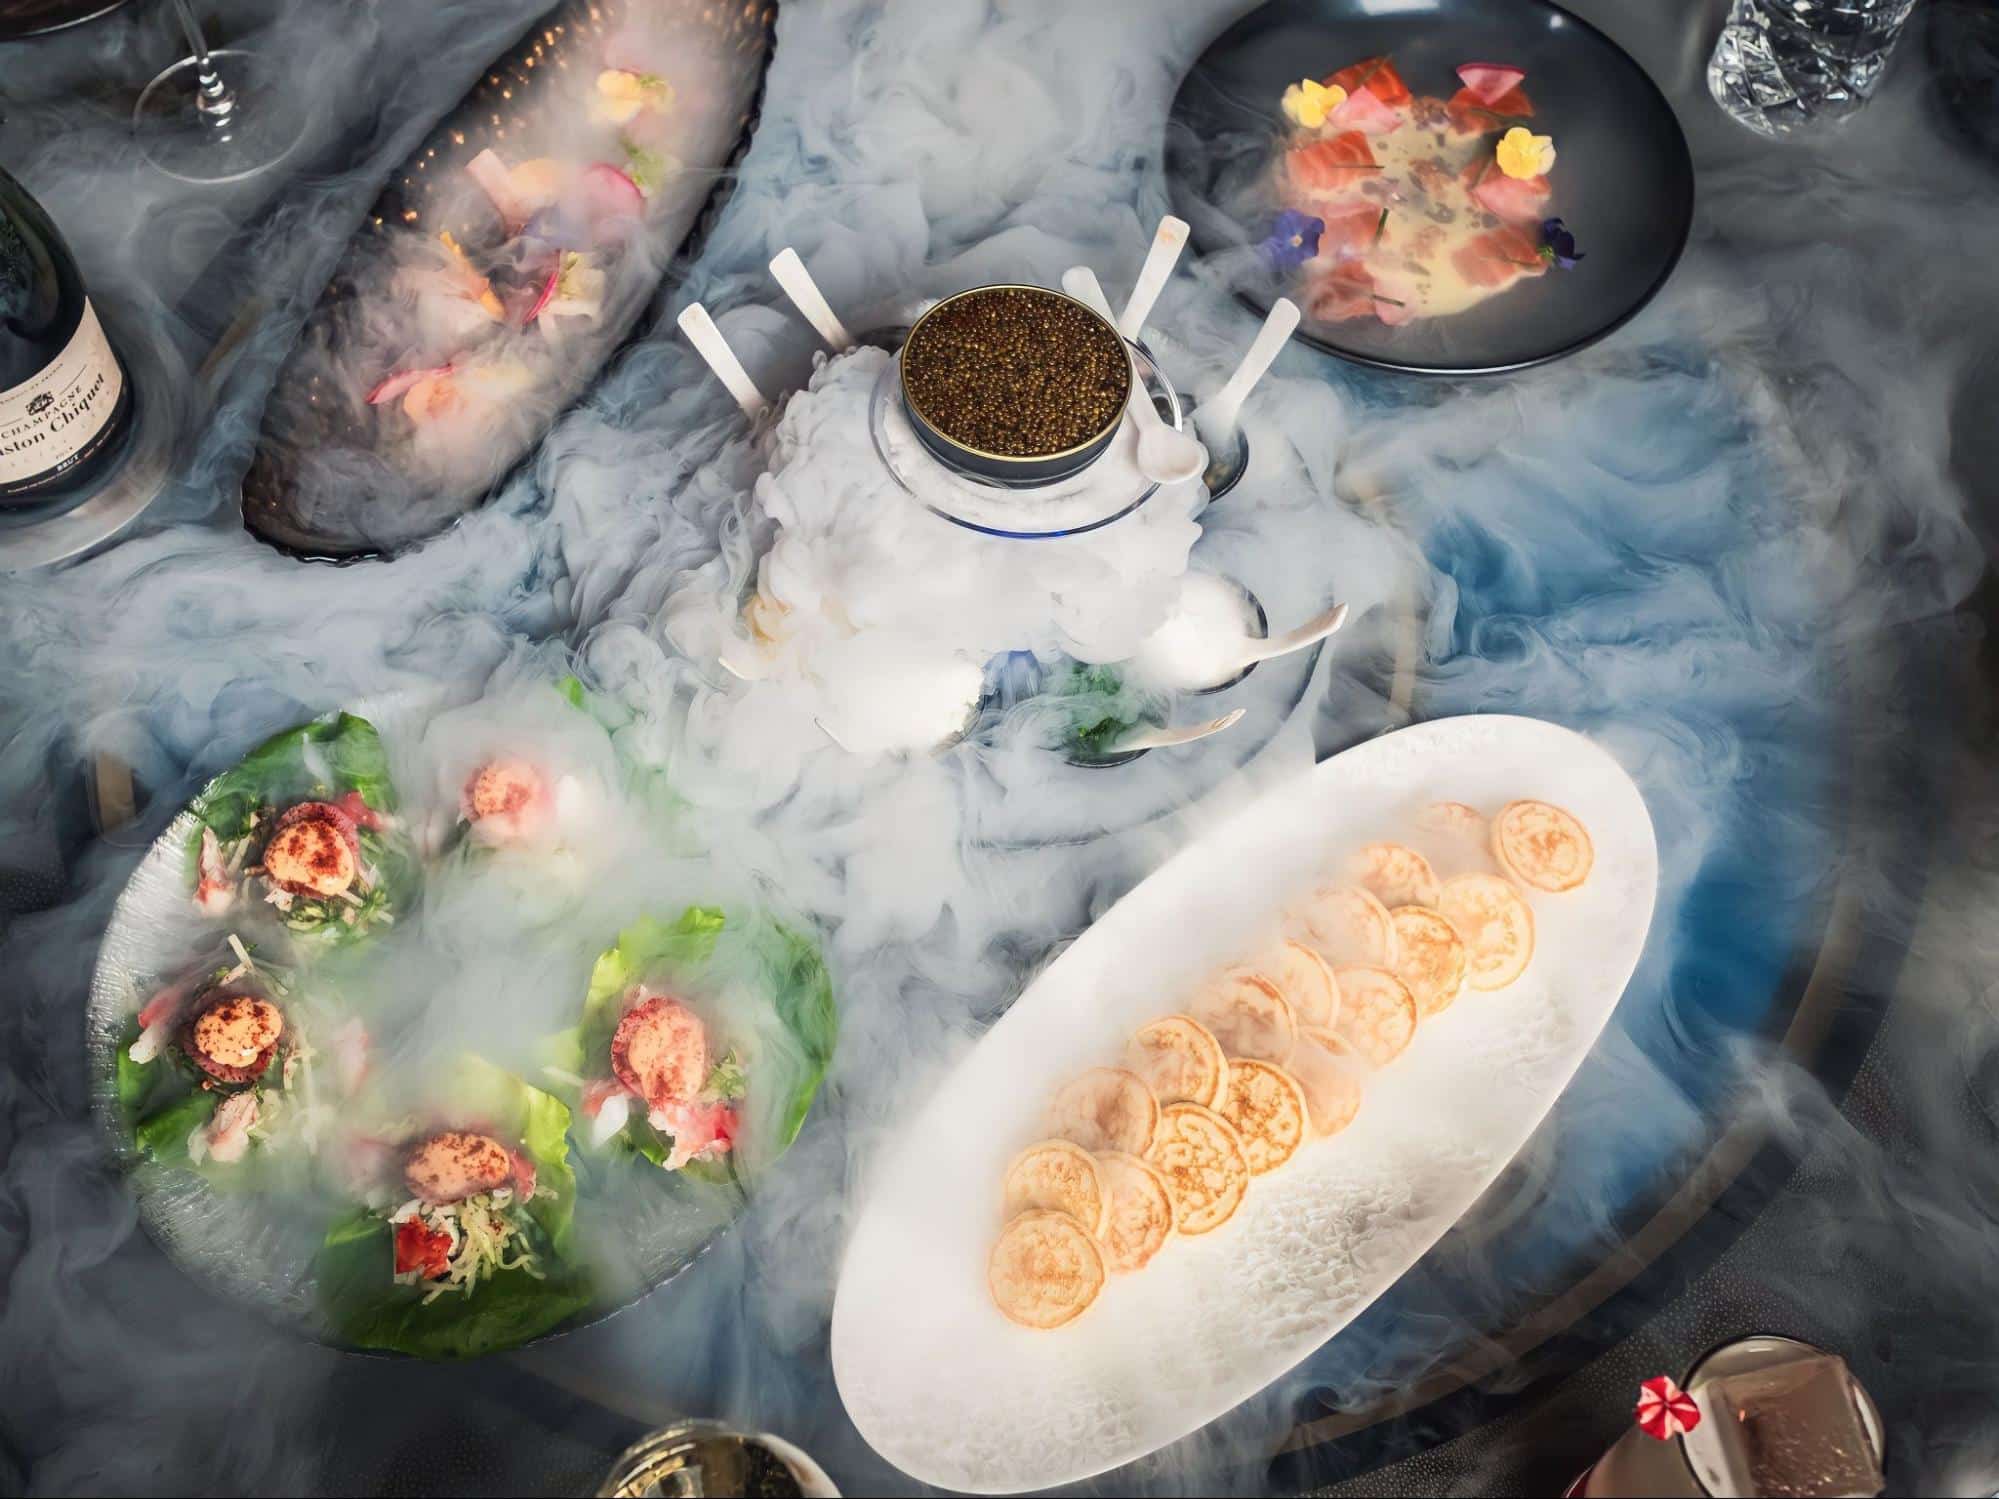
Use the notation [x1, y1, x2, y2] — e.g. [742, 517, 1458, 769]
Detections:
[313, 1060, 590, 1358]
[184, 712, 399, 885]
[442, 1056, 578, 1249]
[314, 1209, 593, 1360]
[182, 714, 416, 953]
[565, 911, 837, 1172]
[513, 1070, 579, 1253]
[114, 1021, 164, 1119]
[759, 923, 838, 1151]
[132, 1090, 219, 1165]
[554, 674, 638, 737]
[577, 909, 726, 1068]
[115, 1016, 212, 1164]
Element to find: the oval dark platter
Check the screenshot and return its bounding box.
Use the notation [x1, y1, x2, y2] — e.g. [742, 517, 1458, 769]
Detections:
[241, 0, 776, 561]
[1165, 0, 1694, 375]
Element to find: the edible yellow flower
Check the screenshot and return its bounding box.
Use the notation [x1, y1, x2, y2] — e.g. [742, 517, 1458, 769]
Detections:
[590, 69, 674, 126]
[1495, 126, 1557, 180]
[1281, 78, 1348, 130]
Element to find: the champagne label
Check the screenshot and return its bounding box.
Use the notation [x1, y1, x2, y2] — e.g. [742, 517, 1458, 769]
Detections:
[0, 300, 123, 485]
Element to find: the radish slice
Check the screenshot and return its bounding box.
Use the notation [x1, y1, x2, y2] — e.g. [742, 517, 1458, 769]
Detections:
[1327, 85, 1402, 134]
[466, 148, 530, 233]
[136, 976, 192, 1033]
[523, 262, 561, 325]
[578, 163, 644, 233]
[129, 1016, 174, 1066]
[365, 363, 453, 406]
[588, 1090, 631, 1147]
[1456, 62, 1526, 105]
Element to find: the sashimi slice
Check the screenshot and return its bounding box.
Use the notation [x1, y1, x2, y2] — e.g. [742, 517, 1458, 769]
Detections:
[1319, 203, 1388, 260]
[365, 363, 454, 406]
[402, 372, 465, 423]
[1366, 262, 1421, 325]
[1455, 63, 1526, 106]
[1450, 225, 1548, 288]
[1446, 84, 1535, 132]
[1327, 56, 1413, 106]
[1287, 131, 1381, 195]
[1302, 263, 1379, 323]
[1464, 157, 1552, 223]
[1372, 293, 1418, 327]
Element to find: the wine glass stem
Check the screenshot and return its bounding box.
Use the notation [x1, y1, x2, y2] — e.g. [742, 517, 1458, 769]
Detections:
[169, 0, 237, 133]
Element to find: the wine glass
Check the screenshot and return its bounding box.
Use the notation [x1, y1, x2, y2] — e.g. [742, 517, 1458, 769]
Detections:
[130, 0, 303, 184]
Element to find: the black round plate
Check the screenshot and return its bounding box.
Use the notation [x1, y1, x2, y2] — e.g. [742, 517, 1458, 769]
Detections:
[1166, 0, 1694, 375]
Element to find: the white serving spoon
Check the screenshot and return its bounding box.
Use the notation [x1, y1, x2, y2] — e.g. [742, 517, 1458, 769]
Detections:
[1135, 572, 1350, 691]
[1106, 707, 1246, 755]
[769, 247, 855, 353]
[676, 302, 768, 419]
[1237, 600, 1349, 666]
[1060, 266, 1207, 486]
[1194, 296, 1301, 455]
[1116, 214, 1190, 343]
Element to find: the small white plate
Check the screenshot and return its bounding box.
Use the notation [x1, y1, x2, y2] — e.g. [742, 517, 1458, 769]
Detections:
[831, 714, 1658, 1493]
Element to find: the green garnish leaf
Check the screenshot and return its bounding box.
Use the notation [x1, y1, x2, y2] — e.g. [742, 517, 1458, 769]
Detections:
[132, 1089, 219, 1165]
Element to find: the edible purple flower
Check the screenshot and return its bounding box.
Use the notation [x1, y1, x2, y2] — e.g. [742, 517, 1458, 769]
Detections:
[1260, 209, 1324, 271]
[1538, 217, 1583, 269]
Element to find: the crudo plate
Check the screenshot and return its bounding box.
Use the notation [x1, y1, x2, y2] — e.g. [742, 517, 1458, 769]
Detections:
[1165, 0, 1694, 374]
[831, 713, 1658, 1491]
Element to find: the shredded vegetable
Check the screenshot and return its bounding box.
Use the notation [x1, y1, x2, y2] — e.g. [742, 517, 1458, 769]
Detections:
[392, 1186, 548, 1304]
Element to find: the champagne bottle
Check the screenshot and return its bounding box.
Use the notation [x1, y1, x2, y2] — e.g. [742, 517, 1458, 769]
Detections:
[0, 164, 133, 504]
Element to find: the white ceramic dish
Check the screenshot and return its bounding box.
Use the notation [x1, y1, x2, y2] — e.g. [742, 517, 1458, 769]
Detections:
[830, 713, 1658, 1492]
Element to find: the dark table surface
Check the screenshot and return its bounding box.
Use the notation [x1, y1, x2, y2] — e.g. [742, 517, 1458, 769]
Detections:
[2, 0, 1997, 1495]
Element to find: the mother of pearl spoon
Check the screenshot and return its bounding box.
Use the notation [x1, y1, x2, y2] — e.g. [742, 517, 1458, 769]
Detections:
[1116, 215, 1189, 342]
[1107, 706, 1246, 755]
[1234, 600, 1349, 667]
[1060, 266, 1206, 485]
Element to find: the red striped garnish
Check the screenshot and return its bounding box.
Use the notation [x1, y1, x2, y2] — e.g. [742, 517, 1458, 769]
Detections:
[1635, 1374, 1701, 1440]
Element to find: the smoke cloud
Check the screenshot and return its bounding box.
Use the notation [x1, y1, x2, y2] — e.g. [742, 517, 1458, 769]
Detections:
[2, 0, 1996, 1494]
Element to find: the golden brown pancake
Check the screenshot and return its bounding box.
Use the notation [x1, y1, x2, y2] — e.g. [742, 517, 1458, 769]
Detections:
[988, 1210, 1106, 1330]
[1094, 1151, 1176, 1273]
[1046, 1067, 1160, 1156]
[1419, 800, 1488, 837]
[1351, 842, 1441, 910]
[1125, 1015, 1228, 1109]
[1417, 800, 1498, 877]
[1328, 966, 1419, 1068]
[1492, 800, 1594, 892]
[1437, 873, 1536, 990]
[1293, 883, 1398, 968]
[1388, 905, 1470, 1019]
[1002, 1139, 1109, 1236]
[1242, 939, 1340, 1029]
[1145, 1102, 1250, 1235]
[1289, 1029, 1365, 1137]
[1216, 1059, 1311, 1175]
[1189, 971, 1297, 1064]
